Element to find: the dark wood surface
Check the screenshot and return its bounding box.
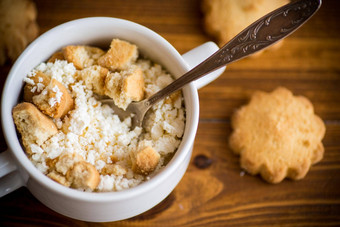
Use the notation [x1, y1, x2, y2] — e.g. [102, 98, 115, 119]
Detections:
[1, 0, 340, 226]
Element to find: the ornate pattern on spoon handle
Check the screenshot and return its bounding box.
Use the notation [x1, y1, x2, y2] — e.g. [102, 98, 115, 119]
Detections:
[214, 0, 321, 66]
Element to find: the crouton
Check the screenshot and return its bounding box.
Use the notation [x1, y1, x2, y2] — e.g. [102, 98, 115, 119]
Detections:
[101, 164, 127, 176]
[32, 78, 74, 118]
[76, 65, 109, 96]
[132, 146, 160, 175]
[54, 152, 84, 175]
[47, 171, 71, 187]
[104, 66, 144, 110]
[12, 102, 58, 151]
[98, 39, 138, 71]
[66, 161, 100, 190]
[62, 45, 105, 69]
[47, 51, 65, 63]
[122, 66, 145, 101]
[23, 71, 51, 102]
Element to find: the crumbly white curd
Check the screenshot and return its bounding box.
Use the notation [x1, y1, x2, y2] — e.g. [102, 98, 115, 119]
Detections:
[25, 58, 185, 192]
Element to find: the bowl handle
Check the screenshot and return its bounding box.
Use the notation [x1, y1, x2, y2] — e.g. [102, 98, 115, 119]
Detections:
[181, 42, 226, 90]
[0, 150, 25, 197]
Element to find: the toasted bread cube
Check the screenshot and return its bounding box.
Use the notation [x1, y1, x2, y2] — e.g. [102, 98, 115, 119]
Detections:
[63, 45, 105, 70]
[104, 66, 144, 110]
[23, 71, 51, 102]
[103, 72, 120, 102]
[132, 146, 160, 175]
[77, 65, 109, 96]
[47, 51, 65, 63]
[32, 79, 74, 118]
[122, 66, 145, 101]
[98, 39, 138, 71]
[12, 102, 58, 150]
[66, 161, 100, 190]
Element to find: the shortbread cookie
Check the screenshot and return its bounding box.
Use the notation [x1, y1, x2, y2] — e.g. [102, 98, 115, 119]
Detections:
[0, 0, 39, 65]
[12, 102, 58, 151]
[202, 0, 288, 50]
[229, 87, 325, 183]
[98, 39, 138, 71]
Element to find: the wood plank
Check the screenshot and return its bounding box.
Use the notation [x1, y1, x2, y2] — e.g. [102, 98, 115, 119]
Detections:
[198, 69, 340, 120]
[0, 0, 339, 226]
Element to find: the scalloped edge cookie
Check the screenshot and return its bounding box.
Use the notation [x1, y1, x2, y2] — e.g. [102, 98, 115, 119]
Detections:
[229, 87, 325, 183]
[202, 0, 289, 52]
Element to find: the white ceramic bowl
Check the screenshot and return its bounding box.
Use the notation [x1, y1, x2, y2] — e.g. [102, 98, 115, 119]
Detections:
[0, 17, 224, 222]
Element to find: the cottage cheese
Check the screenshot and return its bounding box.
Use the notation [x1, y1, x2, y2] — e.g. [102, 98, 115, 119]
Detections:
[25, 56, 185, 192]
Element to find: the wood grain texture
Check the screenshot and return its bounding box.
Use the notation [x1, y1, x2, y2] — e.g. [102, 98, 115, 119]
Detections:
[1, 0, 340, 226]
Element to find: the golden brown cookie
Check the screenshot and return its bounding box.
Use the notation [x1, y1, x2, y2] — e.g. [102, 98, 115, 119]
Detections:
[229, 87, 325, 183]
[0, 0, 39, 65]
[202, 0, 288, 51]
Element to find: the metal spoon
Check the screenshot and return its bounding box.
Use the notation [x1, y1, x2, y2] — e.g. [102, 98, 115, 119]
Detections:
[102, 0, 321, 129]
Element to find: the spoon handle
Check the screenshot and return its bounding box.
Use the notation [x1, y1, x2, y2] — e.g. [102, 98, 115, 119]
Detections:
[146, 0, 321, 106]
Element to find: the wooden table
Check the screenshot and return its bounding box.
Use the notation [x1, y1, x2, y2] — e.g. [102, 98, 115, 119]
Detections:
[1, 0, 339, 226]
